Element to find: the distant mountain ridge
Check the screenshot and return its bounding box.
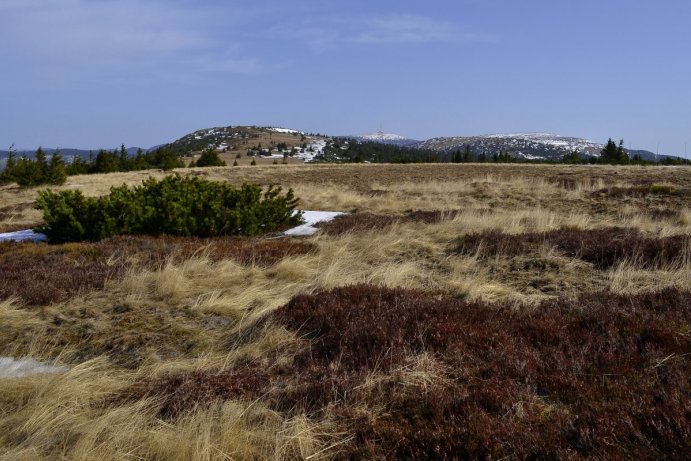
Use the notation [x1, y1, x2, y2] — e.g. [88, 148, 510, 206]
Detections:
[2, 128, 686, 165]
[416, 133, 666, 162]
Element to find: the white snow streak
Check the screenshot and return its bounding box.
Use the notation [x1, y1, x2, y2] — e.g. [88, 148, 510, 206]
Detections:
[0, 357, 67, 379]
[0, 229, 47, 243]
[284, 210, 344, 236]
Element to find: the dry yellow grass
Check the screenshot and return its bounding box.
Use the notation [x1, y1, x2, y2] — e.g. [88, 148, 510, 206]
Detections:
[1, 163, 690, 459]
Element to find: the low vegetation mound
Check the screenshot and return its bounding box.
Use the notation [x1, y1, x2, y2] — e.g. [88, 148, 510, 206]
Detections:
[454, 227, 688, 269]
[594, 184, 689, 198]
[118, 285, 690, 459]
[317, 210, 465, 235]
[0, 242, 125, 306]
[0, 237, 315, 306]
[35, 175, 302, 242]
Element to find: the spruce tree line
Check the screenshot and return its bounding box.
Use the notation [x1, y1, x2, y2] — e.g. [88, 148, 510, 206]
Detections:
[0, 147, 67, 186]
[66, 145, 184, 175]
[0, 145, 185, 187]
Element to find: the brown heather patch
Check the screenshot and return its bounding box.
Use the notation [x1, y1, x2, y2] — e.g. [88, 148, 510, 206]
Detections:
[317, 209, 469, 236]
[454, 227, 688, 269]
[0, 237, 316, 306]
[273, 285, 691, 459]
[0, 241, 125, 306]
[316, 213, 399, 235]
[98, 235, 316, 268]
[114, 361, 270, 419]
[114, 285, 690, 459]
[645, 207, 684, 221]
[593, 184, 689, 198]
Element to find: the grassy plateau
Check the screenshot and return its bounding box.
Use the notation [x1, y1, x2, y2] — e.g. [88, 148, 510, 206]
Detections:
[0, 163, 689, 460]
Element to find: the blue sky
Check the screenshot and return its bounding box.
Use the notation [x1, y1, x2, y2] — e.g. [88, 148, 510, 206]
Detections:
[1, 0, 689, 156]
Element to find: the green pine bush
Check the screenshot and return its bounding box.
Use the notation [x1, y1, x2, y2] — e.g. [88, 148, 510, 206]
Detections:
[195, 148, 226, 167]
[36, 175, 303, 242]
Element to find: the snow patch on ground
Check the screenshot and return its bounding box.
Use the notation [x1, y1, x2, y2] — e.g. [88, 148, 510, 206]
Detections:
[300, 139, 326, 162]
[256, 137, 326, 162]
[268, 127, 302, 134]
[0, 357, 68, 379]
[0, 229, 47, 243]
[284, 210, 344, 236]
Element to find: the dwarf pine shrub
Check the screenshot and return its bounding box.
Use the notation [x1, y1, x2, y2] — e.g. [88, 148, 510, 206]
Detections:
[36, 175, 302, 242]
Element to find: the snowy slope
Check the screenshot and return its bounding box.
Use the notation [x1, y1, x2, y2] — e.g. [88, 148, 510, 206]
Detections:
[417, 133, 618, 160]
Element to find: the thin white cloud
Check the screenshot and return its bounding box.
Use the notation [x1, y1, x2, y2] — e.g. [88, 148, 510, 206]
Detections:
[0, 0, 261, 86]
[274, 13, 497, 50]
[350, 14, 494, 45]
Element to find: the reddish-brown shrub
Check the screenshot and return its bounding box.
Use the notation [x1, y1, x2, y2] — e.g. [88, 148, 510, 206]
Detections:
[0, 242, 125, 305]
[593, 185, 689, 198]
[454, 227, 688, 269]
[646, 208, 683, 220]
[318, 210, 464, 236]
[0, 237, 315, 305]
[97, 235, 316, 268]
[316, 213, 399, 236]
[113, 285, 690, 458]
[114, 361, 269, 419]
[268, 285, 691, 459]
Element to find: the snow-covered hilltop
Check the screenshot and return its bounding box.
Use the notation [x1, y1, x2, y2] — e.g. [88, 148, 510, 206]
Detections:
[347, 131, 420, 147]
[418, 133, 623, 160]
[360, 131, 408, 141]
[162, 125, 328, 162]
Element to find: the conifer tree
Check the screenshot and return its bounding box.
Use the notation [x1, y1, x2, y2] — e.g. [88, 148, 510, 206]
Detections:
[46, 152, 67, 185]
[67, 155, 89, 175]
[0, 148, 17, 183]
[195, 148, 226, 167]
[463, 145, 473, 163]
[600, 138, 629, 164]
